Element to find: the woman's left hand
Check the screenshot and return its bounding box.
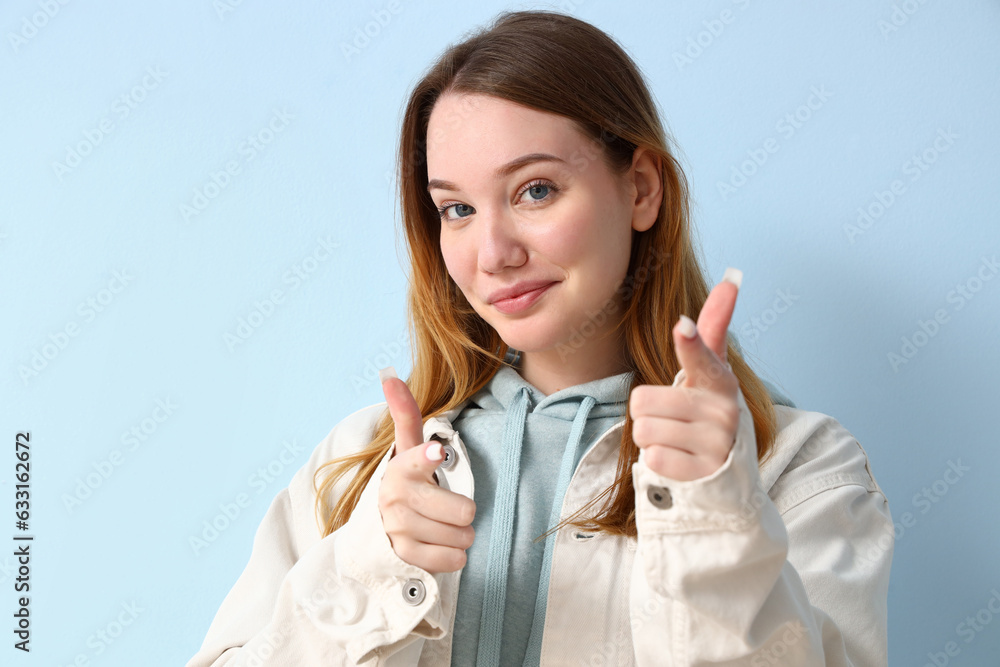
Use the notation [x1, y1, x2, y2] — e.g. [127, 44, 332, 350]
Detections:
[629, 269, 743, 482]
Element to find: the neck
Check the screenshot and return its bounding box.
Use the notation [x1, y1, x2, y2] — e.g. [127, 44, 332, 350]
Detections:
[516, 334, 631, 396]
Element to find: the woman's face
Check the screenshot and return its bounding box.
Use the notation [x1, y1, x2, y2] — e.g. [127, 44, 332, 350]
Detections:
[426, 92, 657, 370]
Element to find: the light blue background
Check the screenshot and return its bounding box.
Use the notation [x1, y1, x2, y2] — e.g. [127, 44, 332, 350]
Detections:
[2, 1, 998, 665]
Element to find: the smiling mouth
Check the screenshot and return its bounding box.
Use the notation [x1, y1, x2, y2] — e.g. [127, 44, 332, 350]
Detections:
[490, 282, 556, 314]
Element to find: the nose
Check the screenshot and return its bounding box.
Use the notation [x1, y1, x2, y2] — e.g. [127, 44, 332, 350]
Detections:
[477, 207, 527, 274]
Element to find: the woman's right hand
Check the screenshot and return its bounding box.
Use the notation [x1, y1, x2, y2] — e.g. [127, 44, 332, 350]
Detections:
[378, 369, 477, 574]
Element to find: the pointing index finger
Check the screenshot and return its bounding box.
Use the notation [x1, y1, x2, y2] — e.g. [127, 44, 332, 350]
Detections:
[695, 267, 742, 361]
[379, 366, 425, 455]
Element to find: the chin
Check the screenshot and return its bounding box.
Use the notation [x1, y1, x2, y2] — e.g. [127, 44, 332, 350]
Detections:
[494, 326, 564, 356]
[478, 304, 569, 351]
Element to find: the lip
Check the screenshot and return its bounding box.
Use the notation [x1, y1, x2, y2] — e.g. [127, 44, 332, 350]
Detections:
[489, 281, 556, 314]
[488, 280, 557, 304]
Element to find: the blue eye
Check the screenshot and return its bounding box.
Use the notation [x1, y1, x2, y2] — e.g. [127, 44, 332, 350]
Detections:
[436, 203, 474, 220]
[524, 184, 549, 200]
[519, 179, 558, 204]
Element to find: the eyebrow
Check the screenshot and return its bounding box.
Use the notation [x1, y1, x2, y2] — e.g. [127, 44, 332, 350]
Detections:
[426, 152, 567, 192]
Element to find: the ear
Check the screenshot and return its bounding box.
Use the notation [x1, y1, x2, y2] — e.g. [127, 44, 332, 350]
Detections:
[627, 146, 663, 233]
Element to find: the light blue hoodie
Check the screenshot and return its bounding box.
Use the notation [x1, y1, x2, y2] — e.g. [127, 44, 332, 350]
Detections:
[449, 358, 795, 666]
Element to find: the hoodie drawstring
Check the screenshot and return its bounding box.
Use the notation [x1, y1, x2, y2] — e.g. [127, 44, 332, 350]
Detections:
[477, 386, 530, 665]
[523, 394, 596, 664]
[477, 386, 599, 667]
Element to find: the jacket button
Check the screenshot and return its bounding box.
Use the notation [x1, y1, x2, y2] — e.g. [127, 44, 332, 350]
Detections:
[438, 444, 457, 470]
[647, 485, 673, 509]
[402, 578, 426, 605]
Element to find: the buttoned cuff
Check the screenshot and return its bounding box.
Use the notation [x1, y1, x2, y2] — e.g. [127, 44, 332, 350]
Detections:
[632, 366, 764, 534]
[337, 444, 450, 663]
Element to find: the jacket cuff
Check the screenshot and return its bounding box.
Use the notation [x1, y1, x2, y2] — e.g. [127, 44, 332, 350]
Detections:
[337, 445, 450, 663]
[632, 366, 763, 534]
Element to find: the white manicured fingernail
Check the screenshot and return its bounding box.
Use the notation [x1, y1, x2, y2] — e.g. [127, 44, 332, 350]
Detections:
[677, 314, 697, 339]
[722, 267, 743, 289]
[426, 442, 443, 461]
[378, 366, 397, 383]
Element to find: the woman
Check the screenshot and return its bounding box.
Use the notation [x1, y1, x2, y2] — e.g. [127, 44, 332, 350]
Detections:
[187, 9, 892, 666]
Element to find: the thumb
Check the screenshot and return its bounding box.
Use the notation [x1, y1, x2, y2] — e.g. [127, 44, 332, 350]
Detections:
[379, 366, 427, 457]
[673, 315, 730, 392]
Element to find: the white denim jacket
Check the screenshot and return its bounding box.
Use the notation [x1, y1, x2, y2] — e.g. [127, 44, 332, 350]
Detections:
[186, 368, 893, 666]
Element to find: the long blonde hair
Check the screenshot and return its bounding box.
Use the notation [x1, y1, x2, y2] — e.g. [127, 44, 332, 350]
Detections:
[313, 9, 778, 539]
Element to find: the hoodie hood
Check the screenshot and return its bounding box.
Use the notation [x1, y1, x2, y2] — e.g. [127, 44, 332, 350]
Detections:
[466, 362, 634, 439]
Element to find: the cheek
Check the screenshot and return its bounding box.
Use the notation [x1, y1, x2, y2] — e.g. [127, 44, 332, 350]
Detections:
[544, 202, 623, 269]
[439, 235, 473, 289]
[534, 224, 579, 264]
[566, 204, 632, 292]
[535, 202, 596, 263]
